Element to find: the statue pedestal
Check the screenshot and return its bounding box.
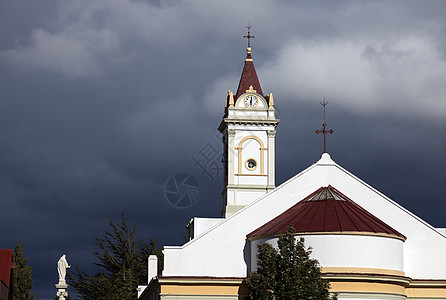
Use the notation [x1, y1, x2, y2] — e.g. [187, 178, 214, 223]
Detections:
[55, 282, 69, 300]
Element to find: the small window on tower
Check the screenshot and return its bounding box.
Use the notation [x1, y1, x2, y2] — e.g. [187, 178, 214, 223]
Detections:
[245, 158, 257, 171]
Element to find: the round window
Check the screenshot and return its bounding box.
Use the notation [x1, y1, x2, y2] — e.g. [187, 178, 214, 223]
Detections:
[245, 158, 257, 171]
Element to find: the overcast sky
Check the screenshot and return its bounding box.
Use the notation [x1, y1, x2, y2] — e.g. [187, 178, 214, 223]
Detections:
[1, 0, 446, 299]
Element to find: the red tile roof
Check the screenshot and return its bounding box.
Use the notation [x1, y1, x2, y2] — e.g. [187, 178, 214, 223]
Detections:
[0, 249, 13, 286]
[247, 185, 406, 240]
[235, 49, 263, 98]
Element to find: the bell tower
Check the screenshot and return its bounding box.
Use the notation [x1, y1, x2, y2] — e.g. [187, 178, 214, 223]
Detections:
[218, 33, 279, 218]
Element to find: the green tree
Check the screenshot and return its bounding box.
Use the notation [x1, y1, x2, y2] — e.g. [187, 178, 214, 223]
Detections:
[69, 213, 163, 300]
[246, 225, 337, 300]
[12, 243, 34, 300]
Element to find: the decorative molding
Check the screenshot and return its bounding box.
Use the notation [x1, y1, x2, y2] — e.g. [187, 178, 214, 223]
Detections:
[227, 129, 236, 137]
[267, 130, 276, 137]
[236, 135, 266, 175]
[234, 173, 268, 177]
[330, 291, 406, 300]
[321, 267, 405, 277]
[222, 118, 280, 126]
[246, 85, 257, 93]
[269, 93, 274, 107]
[245, 158, 258, 171]
[158, 277, 245, 285]
[226, 184, 270, 189]
[237, 135, 265, 148]
[228, 90, 234, 107]
[248, 231, 406, 242]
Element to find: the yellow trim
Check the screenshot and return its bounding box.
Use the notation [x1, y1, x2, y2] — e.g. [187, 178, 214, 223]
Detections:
[409, 280, 446, 287]
[406, 280, 446, 298]
[245, 85, 256, 93]
[158, 277, 248, 296]
[161, 285, 240, 295]
[228, 90, 234, 107]
[324, 274, 410, 286]
[158, 278, 244, 284]
[322, 267, 405, 277]
[269, 93, 274, 107]
[249, 230, 406, 241]
[153, 276, 446, 299]
[406, 287, 446, 298]
[330, 282, 406, 296]
[238, 146, 242, 175]
[245, 158, 258, 171]
[237, 135, 266, 175]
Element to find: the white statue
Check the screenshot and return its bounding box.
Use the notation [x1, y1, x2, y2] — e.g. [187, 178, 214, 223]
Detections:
[57, 254, 71, 282]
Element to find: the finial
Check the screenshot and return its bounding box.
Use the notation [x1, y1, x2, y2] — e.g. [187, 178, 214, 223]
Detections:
[315, 97, 334, 153]
[269, 93, 274, 107]
[243, 24, 254, 48]
[228, 90, 234, 107]
[246, 85, 257, 93]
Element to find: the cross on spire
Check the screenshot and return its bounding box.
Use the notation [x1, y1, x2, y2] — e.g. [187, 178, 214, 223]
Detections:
[315, 97, 334, 153]
[243, 24, 254, 48]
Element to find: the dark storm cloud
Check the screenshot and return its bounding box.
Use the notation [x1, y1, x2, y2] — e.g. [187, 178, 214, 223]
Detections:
[1, 1, 446, 299]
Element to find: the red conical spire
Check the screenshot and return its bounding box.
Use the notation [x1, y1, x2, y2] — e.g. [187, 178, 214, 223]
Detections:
[235, 26, 263, 98]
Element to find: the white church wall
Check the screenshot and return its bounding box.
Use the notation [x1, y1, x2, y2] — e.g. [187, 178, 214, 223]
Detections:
[436, 228, 446, 235]
[236, 176, 267, 185]
[192, 218, 224, 238]
[163, 154, 446, 280]
[234, 109, 269, 118]
[236, 191, 266, 205]
[226, 190, 235, 205]
[250, 234, 404, 273]
[163, 163, 321, 277]
[311, 158, 446, 279]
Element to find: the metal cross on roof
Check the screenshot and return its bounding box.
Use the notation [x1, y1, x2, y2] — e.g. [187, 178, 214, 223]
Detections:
[243, 24, 254, 48]
[315, 98, 334, 153]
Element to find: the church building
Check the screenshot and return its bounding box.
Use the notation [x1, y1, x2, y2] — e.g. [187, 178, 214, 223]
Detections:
[138, 34, 446, 299]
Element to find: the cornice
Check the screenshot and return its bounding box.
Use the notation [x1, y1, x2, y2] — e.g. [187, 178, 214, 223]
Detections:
[248, 231, 406, 241]
[323, 273, 411, 287]
[222, 118, 280, 126]
[158, 276, 245, 285]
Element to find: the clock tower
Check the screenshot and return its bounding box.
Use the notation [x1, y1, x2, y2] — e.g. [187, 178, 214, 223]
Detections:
[218, 44, 279, 217]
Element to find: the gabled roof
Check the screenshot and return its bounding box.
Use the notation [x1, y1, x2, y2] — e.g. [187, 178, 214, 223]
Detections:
[163, 154, 446, 279]
[247, 185, 406, 240]
[0, 249, 13, 286]
[235, 47, 263, 98]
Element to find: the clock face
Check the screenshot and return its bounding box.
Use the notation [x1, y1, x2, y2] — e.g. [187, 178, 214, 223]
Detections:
[244, 95, 258, 108]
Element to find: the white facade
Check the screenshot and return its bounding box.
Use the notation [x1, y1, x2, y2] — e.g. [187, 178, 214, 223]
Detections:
[219, 90, 279, 217]
[152, 45, 446, 300]
[163, 153, 446, 280]
[251, 234, 404, 273]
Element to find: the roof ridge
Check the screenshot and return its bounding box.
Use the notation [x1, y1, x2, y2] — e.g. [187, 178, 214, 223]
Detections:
[337, 199, 359, 231]
[333, 200, 343, 231]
